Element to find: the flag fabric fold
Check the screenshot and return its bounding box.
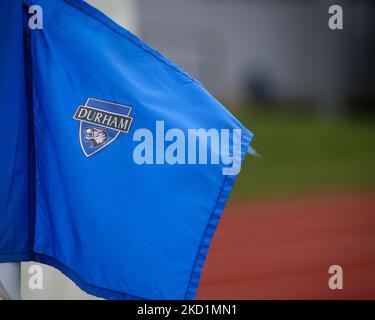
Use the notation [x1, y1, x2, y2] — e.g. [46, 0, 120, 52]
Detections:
[0, 0, 34, 263]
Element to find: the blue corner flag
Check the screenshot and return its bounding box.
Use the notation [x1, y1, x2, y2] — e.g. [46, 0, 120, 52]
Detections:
[0, 0, 253, 299]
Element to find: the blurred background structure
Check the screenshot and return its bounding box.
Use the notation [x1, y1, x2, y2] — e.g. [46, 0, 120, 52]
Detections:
[138, 0, 375, 115]
[22, 0, 375, 299]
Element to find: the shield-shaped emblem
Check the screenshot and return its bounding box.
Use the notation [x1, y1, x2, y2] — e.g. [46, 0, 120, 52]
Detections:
[73, 98, 134, 157]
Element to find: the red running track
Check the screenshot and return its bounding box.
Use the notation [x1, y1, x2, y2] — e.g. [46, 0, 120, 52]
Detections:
[197, 192, 375, 299]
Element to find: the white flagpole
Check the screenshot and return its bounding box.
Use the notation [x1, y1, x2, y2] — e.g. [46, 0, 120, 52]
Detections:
[0, 263, 21, 300]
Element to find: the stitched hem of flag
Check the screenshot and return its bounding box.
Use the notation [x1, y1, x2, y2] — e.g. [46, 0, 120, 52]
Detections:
[33, 253, 145, 300]
[0, 252, 144, 299]
[23, 1, 38, 264]
[0, 251, 145, 300]
[0, 252, 33, 263]
[184, 128, 254, 300]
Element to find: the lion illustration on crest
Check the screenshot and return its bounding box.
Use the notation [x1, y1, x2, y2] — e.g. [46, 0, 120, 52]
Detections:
[84, 127, 108, 147]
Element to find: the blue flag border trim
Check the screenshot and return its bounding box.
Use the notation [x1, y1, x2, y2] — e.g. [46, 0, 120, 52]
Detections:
[184, 131, 252, 299]
[63, 0, 203, 88]
[0, 0, 253, 300]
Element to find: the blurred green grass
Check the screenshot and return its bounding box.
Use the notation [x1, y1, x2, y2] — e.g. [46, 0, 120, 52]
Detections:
[231, 108, 375, 199]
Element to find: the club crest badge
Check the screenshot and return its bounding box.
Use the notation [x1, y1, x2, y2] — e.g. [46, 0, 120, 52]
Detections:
[73, 98, 134, 157]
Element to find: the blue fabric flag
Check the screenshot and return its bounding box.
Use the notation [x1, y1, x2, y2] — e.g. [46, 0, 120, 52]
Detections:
[0, 0, 253, 300]
[0, 0, 33, 262]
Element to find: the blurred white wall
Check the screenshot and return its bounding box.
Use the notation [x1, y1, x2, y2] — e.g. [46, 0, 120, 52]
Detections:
[22, 262, 101, 300]
[137, 0, 375, 111]
[21, 0, 139, 300]
[86, 0, 140, 35]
